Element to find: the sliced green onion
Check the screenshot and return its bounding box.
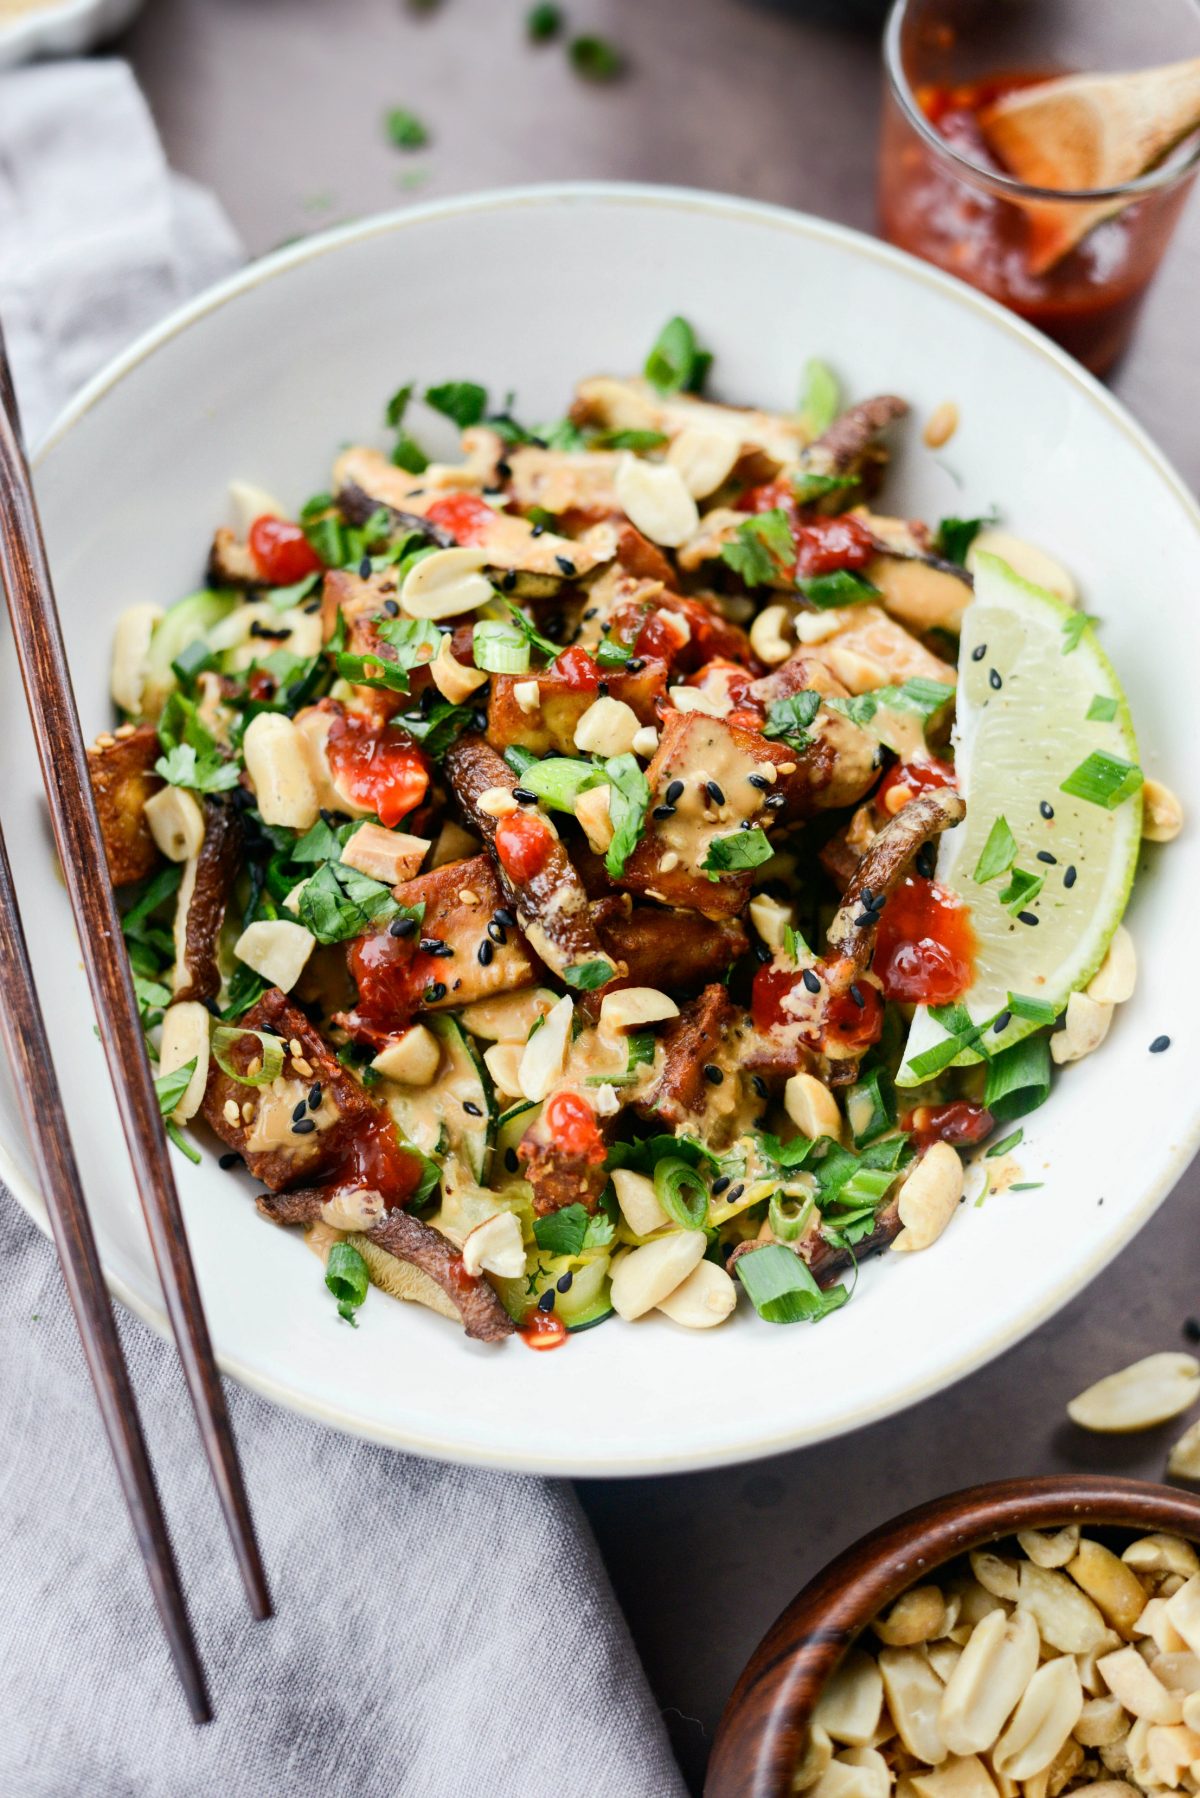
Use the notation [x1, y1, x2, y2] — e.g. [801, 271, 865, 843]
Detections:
[1006, 992, 1059, 1026]
[986, 1126, 1024, 1159]
[561, 958, 614, 992]
[768, 1190, 816, 1242]
[154, 1058, 196, 1117]
[1087, 694, 1118, 722]
[1061, 611, 1101, 655]
[833, 1164, 898, 1211]
[735, 1243, 847, 1325]
[325, 1242, 370, 1326]
[211, 1026, 286, 1087]
[973, 815, 1017, 885]
[984, 1034, 1051, 1123]
[798, 359, 840, 438]
[795, 569, 880, 609]
[907, 1017, 991, 1081]
[504, 745, 539, 778]
[653, 1156, 709, 1230]
[515, 756, 599, 812]
[1060, 751, 1143, 809]
[472, 620, 530, 675]
[844, 1067, 894, 1147]
[166, 1119, 202, 1165]
[998, 867, 1044, 913]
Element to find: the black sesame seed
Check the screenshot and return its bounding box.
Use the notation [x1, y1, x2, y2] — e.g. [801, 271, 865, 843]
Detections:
[665, 779, 684, 804]
[1184, 1317, 1200, 1344]
[754, 943, 772, 963]
[304, 598, 322, 614]
[292, 1118, 316, 1135]
[916, 844, 936, 879]
[748, 773, 769, 791]
[505, 1148, 519, 1173]
[706, 780, 726, 805]
[308, 1084, 322, 1111]
[725, 1184, 744, 1204]
[358, 554, 372, 579]
[1017, 910, 1039, 926]
[597, 681, 609, 697]
[626, 657, 646, 672]
[802, 968, 821, 994]
[764, 792, 786, 810]
[854, 911, 874, 928]
[849, 983, 865, 1009]
[382, 597, 400, 617]
[582, 607, 598, 621]
[1035, 850, 1057, 864]
[971, 643, 987, 661]
[502, 570, 517, 592]
[292, 1099, 308, 1123]
[537, 1288, 556, 1312]
[556, 1271, 574, 1293]
[494, 908, 516, 927]
[218, 1152, 241, 1170]
[424, 982, 447, 1003]
[477, 939, 494, 966]
[988, 668, 1002, 690]
[652, 804, 676, 821]
[531, 523, 545, 538]
[751, 1074, 768, 1100]
[704, 1063, 724, 1085]
[512, 786, 538, 805]
[497, 459, 513, 480]
[389, 915, 417, 938]
[1040, 801, 1054, 819]
[711, 1175, 731, 1196]
[421, 937, 454, 957]
[487, 920, 506, 945]
[1150, 1035, 1171, 1054]
[463, 1100, 483, 1117]
[1064, 865, 1077, 889]
[555, 555, 576, 577]
[993, 1010, 1012, 1033]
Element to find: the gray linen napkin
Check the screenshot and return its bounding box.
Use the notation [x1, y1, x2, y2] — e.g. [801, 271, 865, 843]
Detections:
[0, 62, 687, 1798]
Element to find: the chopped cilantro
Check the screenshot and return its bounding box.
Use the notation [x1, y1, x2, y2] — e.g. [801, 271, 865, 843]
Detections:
[720, 510, 793, 586]
[973, 815, 1017, 885]
[384, 108, 428, 151]
[702, 828, 773, 875]
[762, 689, 820, 751]
[797, 359, 840, 438]
[425, 381, 489, 428]
[569, 34, 625, 80]
[644, 316, 711, 397]
[561, 959, 616, 991]
[1062, 611, 1101, 654]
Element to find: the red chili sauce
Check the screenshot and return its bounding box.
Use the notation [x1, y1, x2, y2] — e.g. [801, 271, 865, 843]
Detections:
[326, 1113, 426, 1210]
[424, 492, 499, 544]
[493, 810, 555, 884]
[902, 1100, 995, 1154]
[520, 1309, 568, 1351]
[248, 515, 323, 585]
[738, 482, 878, 578]
[325, 711, 430, 829]
[750, 962, 885, 1056]
[872, 875, 976, 1008]
[877, 757, 957, 814]
[878, 71, 1193, 374]
[542, 1091, 607, 1165]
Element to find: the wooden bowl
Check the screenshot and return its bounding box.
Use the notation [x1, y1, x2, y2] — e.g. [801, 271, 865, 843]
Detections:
[707, 1475, 1200, 1798]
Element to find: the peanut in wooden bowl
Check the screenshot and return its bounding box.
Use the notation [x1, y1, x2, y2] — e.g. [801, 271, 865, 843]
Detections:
[706, 1475, 1200, 1798]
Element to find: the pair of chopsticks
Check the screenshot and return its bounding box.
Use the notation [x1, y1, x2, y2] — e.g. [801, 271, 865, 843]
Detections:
[0, 328, 271, 1720]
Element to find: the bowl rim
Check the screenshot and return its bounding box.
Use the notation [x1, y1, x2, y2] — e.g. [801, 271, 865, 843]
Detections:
[14, 181, 1200, 1476]
[707, 1473, 1200, 1798]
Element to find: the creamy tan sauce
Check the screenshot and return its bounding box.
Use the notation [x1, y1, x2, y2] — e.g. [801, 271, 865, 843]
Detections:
[244, 1078, 340, 1153]
[654, 717, 770, 875]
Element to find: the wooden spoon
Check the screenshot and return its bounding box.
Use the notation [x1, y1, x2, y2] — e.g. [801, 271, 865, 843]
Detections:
[980, 57, 1200, 275]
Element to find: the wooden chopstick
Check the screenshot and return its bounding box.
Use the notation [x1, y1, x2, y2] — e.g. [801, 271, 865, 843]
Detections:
[0, 823, 212, 1721]
[0, 328, 272, 1627]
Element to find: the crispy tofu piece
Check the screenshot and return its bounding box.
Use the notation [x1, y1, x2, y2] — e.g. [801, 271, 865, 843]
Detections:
[88, 723, 164, 887]
[207, 527, 261, 589]
[201, 988, 382, 1191]
[505, 445, 622, 520]
[487, 660, 666, 756]
[571, 377, 806, 476]
[800, 603, 957, 690]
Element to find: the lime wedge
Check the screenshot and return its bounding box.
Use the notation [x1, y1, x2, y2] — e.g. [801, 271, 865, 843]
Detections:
[898, 553, 1142, 1086]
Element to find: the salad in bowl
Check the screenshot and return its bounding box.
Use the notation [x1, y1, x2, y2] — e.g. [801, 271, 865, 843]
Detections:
[88, 318, 1175, 1351]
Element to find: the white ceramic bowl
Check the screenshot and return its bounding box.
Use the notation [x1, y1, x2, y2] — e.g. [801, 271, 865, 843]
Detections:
[7, 184, 1198, 1476]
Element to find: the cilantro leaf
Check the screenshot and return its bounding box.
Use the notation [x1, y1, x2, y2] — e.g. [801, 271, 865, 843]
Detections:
[532, 1202, 614, 1256]
[1062, 611, 1101, 654]
[644, 316, 711, 396]
[935, 515, 994, 565]
[720, 510, 794, 586]
[791, 470, 860, 507]
[384, 108, 428, 151]
[797, 359, 840, 438]
[762, 689, 820, 751]
[973, 815, 1018, 885]
[506, 600, 561, 660]
[526, 2, 562, 39]
[154, 741, 241, 794]
[997, 867, 1045, 913]
[702, 827, 773, 874]
[154, 1058, 197, 1118]
[601, 752, 650, 880]
[425, 381, 488, 428]
[569, 34, 625, 81]
[561, 959, 615, 992]
[298, 862, 411, 945]
[795, 569, 880, 608]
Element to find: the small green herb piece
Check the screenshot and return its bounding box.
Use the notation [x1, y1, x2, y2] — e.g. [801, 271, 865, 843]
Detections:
[517, 756, 597, 813]
[1061, 611, 1101, 655]
[154, 1058, 197, 1118]
[1010, 1182, 1044, 1192]
[762, 689, 821, 751]
[998, 866, 1044, 913]
[973, 815, 1017, 885]
[1060, 751, 1143, 809]
[986, 1127, 1024, 1159]
[561, 959, 615, 992]
[796, 569, 881, 609]
[602, 752, 651, 880]
[797, 359, 840, 438]
[735, 1243, 848, 1325]
[506, 599, 561, 661]
[384, 108, 428, 151]
[792, 470, 860, 507]
[935, 515, 993, 566]
[652, 1156, 709, 1230]
[569, 34, 625, 80]
[720, 509, 794, 586]
[784, 924, 811, 963]
[1087, 694, 1118, 722]
[393, 695, 475, 759]
[299, 864, 412, 945]
[210, 1026, 285, 1087]
[391, 433, 430, 474]
[595, 637, 632, 671]
[984, 1033, 1052, 1123]
[532, 1202, 614, 1256]
[906, 1014, 991, 1081]
[526, 2, 562, 40]
[326, 1242, 370, 1325]
[155, 742, 241, 794]
[644, 316, 712, 397]
[1006, 992, 1059, 1026]
[425, 381, 489, 428]
[845, 1067, 895, 1147]
[472, 620, 530, 675]
[702, 828, 773, 875]
[592, 429, 669, 452]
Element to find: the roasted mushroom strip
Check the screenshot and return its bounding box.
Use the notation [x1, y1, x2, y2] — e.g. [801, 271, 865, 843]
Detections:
[88, 723, 163, 886]
[444, 734, 613, 985]
[172, 799, 242, 1003]
[797, 393, 909, 497]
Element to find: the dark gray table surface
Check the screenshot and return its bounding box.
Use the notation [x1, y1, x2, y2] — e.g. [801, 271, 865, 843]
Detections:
[121, 2, 1200, 1788]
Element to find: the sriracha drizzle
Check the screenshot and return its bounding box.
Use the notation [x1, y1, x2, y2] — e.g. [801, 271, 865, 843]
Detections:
[872, 875, 976, 1007]
[326, 711, 430, 828]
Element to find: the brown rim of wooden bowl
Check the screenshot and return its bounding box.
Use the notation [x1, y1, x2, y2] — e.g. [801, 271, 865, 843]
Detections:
[706, 1474, 1200, 1798]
